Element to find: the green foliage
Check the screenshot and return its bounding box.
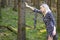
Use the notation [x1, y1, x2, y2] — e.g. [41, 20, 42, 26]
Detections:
[1, 7, 18, 28]
[0, 27, 17, 40]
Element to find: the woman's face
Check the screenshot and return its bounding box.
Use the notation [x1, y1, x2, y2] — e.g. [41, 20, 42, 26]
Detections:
[40, 6, 45, 13]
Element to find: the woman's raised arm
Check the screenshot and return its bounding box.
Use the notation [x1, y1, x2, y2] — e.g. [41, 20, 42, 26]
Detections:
[25, 2, 42, 13]
[25, 2, 35, 10]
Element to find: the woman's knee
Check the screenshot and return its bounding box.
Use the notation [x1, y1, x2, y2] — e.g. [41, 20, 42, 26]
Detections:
[48, 35, 53, 40]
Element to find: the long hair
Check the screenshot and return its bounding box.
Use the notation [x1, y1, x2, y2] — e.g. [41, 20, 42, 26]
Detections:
[40, 4, 51, 13]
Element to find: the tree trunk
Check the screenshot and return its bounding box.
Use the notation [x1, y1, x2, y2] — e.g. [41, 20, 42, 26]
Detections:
[46, 0, 51, 9]
[13, 0, 17, 11]
[57, 0, 60, 31]
[0, 0, 2, 25]
[1, 0, 6, 8]
[17, 0, 26, 40]
[31, 0, 40, 8]
[33, 0, 40, 29]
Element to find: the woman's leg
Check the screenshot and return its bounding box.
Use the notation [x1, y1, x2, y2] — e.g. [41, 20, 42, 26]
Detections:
[53, 34, 58, 40]
[47, 35, 58, 40]
[48, 35, 53, 40]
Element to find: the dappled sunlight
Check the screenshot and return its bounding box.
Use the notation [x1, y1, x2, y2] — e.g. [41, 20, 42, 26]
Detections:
[39, 29, 46, 33]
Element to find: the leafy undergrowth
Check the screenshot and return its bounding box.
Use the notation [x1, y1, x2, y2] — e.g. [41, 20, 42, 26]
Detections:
[0, 27, 17, 40]
[1, 7, 18, 28]
[26, 27, 46, 40]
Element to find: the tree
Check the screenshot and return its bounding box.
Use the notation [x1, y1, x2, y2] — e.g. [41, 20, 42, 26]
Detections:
[1, 0, 6, 8]
[13, 0, 17, 11]
[6, 0, 11, 7]
[17, 0, 26, 40]
[0, 0, 2, 25]
[33, 0, 40, 29]
[46, 0, 51, 8]
[57, 0, 60, 31]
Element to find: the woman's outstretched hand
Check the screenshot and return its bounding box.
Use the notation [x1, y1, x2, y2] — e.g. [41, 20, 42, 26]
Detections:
[25, 2, 35, 10]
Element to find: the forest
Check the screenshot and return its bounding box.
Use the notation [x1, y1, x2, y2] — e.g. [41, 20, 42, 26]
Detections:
[0, 0, 60, 40]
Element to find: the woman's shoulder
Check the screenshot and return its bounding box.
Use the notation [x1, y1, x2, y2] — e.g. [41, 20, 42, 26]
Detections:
[46, 12, 54, 17]
[47, 12, 53, 16]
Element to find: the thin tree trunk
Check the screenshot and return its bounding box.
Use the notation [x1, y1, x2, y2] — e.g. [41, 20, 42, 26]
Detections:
[0, 0, 1, 17]
[33, 0, 40, 29]
[57, 0, 60, 31]
[1, 0, 6, 8]
[17, 0, 26, 40]
[13, 0, 17, 11]
[46, 0, 51, 9]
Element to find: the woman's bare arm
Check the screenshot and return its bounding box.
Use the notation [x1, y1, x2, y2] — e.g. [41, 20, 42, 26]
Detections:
[25, 2, 42, 13]
[25, 2, 35, 10]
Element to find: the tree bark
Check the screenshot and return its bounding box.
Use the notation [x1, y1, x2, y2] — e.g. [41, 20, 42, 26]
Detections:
[57, 0, 60, 31]
[46, 0, 51, 9]
[17, 0, 26, 40]
[0, 0, 1, 17]
[33, 0, 40, 29]
[13, 0, 17, 11]
[1, 0, 6, 8]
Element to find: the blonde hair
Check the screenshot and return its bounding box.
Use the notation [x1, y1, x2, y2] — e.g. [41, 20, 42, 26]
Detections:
[40, 4, 51, 13]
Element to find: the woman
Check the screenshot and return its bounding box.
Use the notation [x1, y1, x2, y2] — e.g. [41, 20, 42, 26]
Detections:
[25, 2, 58, 40]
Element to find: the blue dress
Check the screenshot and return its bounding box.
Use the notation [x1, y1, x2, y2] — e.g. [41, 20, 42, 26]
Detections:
[33, 9, 56, 37]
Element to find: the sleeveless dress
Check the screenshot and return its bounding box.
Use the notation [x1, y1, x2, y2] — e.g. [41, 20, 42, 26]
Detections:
[33, 9, 56, 37]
